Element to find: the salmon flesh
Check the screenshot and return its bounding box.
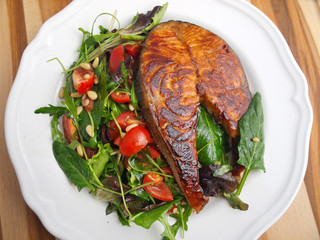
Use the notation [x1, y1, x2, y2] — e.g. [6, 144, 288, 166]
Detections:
[135, 21, 251, 212]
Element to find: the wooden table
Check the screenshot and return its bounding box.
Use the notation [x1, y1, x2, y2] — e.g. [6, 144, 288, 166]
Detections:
[0, 0, 319, 239]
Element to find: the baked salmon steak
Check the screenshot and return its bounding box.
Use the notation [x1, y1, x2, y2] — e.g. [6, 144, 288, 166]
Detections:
[135, 21, 251, 212]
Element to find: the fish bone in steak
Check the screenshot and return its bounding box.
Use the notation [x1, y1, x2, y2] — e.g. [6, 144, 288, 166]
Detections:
[135, 21, 251, 212]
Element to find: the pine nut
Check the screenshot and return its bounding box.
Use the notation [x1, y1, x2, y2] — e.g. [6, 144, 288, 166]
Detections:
[92, 57, 99, 69]
[84, 74, 90, 79]
[252, 137, 260, 143]
[82, 99, 90, 107]
[128, 103, 135, 111]
[125, 123, 139, 132]
[110, 150, 120, 156]
[77, 106, 83, 115]
[71, 92, 82, 98]
[86, 125, 94, 137]
[172, 207, 178, 214]
[87, 90, 98, 100]
[58, 87, 64, 98]
[94, 76, 99, 84]
[76, 144, 84, 157]
[80, 62, 91, 70]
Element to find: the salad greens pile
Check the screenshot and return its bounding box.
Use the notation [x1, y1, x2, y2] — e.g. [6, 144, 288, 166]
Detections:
[35, 3, 265, 239]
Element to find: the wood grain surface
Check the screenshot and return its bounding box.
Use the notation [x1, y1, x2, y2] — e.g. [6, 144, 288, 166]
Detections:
[0, 0, 319, 239]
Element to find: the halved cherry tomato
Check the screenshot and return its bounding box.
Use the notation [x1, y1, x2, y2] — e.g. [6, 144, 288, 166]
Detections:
[62, 114, 77, 144]
[113, 135, 122, 146]
[110, 91, 131, 103]
[161, 166, 173, 175]
[107, 120, 119, 141]
[109, 45, 127, 74]
[117, 111, 137, 129]
[72, 68, 95, 94]
[143, 172, 173, 201]
[124, 157, 130, 169]
[107, 112, 141, 141]
[125, 44, 142, 58]
[119, 126, 151, 156]
[145, 146, 161, 159]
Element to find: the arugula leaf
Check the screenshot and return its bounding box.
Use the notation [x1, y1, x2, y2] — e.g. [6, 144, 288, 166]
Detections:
[34, 104, 66, 116]
[120, 62, 129, 90]
[35, 104, 66, 142]
[126, 157, 152, 201]
[130, 84, 139, 110]
[130, 197, 182, 229]
[89, 143, 113, 179]
[51, 113, 65, 143]
[224, 193, 249, 211]
[159, 212, 176, 240]
[236, 92, 265, 195]
[196, 106, 228, 166]
[52, 141, 94, 191]
[163, 204, 192, 239]
[106, 202, 130, 226]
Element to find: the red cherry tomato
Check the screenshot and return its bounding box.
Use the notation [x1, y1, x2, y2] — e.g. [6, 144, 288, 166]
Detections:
[72, 68, 95, 94]
[113, 135, 122, 146]
[161, 166, 173, 175]
[109, 45, 127, 74]
[119, 126, 151, 156]
[117, 111, 137, 129]
[110, 91, 131, 103]
[107, 112, 140, 141]
[107, 120, 119, 141]
[62, 114, 77, 144]
[146, 146, 161, 159]
[125, 44, 142, 58]
[143, 172, 173, 201]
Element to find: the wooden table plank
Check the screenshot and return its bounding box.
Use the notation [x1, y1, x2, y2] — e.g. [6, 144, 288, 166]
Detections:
[0, 1, 319, 239]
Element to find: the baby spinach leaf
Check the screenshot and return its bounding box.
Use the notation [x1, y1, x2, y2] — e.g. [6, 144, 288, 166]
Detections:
[52, 141, 94, 191]
[196, 106, 228, 166]
[236, 92, 265, 195]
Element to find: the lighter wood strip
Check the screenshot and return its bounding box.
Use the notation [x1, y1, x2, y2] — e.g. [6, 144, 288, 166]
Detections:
[0, 1, 30, 239]
[264, 183, 318, 240]
[298, 0, 320, 61]
[22, 0, 43, 43]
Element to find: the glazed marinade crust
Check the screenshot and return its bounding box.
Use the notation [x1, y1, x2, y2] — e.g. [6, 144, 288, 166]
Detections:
[135, 21, 251, 212]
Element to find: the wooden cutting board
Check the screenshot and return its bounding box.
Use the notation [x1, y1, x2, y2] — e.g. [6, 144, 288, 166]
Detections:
[0, 0, 319, 239]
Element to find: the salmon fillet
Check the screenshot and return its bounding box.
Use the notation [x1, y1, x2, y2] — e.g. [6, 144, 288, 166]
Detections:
[135, 21, 251, 212]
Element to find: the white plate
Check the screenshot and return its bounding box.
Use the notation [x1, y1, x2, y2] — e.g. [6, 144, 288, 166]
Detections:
[5, 0, 313, 239]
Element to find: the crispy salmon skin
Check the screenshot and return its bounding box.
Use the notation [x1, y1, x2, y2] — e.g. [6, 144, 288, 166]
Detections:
[135, 21, 251, 212]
